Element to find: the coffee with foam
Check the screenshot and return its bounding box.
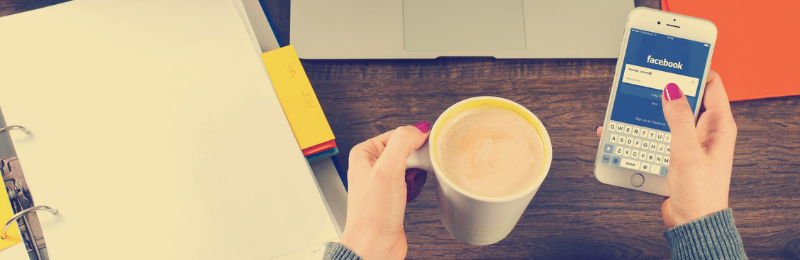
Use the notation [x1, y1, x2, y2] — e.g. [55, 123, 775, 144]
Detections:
[434, 104, 544, 198]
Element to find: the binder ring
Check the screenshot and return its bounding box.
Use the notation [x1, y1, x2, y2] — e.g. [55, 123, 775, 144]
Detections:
[1, 205, 58, 239]
[0, 125, 31, 135]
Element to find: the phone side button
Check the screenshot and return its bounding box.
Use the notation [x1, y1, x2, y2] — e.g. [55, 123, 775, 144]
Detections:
[631, 173, 645, 187]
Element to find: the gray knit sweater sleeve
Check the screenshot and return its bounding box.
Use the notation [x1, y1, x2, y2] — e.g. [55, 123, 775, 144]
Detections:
[323, 242, 363, 260]
[324, 209, 747, 260]
[664, 208, 748, 260]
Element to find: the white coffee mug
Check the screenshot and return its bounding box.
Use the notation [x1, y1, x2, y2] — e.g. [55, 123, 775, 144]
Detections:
[406, 96, 552, 245]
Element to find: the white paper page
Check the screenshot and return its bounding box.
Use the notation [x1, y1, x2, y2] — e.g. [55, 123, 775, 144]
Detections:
[0, 0, 337, 259]
[0, 244, 28, 259]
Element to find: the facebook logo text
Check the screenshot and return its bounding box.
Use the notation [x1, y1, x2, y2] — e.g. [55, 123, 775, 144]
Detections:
[647, 55, 683, 70]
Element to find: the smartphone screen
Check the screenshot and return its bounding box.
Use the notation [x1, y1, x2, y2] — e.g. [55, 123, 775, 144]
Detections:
[600, 28, 711, 176]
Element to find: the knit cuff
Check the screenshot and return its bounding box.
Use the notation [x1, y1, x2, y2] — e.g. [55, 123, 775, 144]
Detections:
[664, 209, 748, 260]
[323, 242, 364, 260]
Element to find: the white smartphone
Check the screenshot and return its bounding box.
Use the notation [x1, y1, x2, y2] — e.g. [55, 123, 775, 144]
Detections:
[594, 7, 717, 196]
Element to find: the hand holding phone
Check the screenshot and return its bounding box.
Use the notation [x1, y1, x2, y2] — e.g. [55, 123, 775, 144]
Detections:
[659, 71, 737, 228]
[595, 7, 718, 196]
[598, 71, 737, 228]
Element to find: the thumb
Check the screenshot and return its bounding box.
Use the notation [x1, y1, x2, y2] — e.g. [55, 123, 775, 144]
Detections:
[662, 83, 702, 158]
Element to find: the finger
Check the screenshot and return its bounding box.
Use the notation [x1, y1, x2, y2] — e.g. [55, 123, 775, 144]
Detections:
[349, 130, 395, 167]
[697, 71, 738, 152]
[596, 125, 603, 138]
[699, 71, 732, 117]
[348, 130, 397, 188]
[405, 169, 428, 202]
[372, 125, 430, 182]
[662, 83, 703, 161]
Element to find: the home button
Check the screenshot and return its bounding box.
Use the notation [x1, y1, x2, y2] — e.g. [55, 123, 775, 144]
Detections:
[630, 173, 645, 187]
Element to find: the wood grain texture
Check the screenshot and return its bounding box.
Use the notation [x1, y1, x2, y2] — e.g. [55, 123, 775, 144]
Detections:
[3, 0, 799, 259]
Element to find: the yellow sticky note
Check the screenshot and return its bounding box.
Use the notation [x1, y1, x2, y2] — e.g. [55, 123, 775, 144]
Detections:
[0, 198, 21, 251]
[262, 45, 335, 150]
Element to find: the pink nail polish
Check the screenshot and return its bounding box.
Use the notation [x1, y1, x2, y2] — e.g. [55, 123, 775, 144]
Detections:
[414, 121, 430, 133]
[663, 83, 682, 101]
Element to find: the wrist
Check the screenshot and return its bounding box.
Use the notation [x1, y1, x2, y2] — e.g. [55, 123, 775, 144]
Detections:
[341, 225, 404, 260]
[325, 242, 364, 260]
[680, 206, 728, 227]
[663, 197, 729, 229]
[340, 227, 383, 260]
[664, 209, 747, 260]
[340, 231, 370, 259]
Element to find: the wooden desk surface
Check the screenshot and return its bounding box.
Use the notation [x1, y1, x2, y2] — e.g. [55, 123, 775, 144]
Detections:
[3, 1, 799, 259]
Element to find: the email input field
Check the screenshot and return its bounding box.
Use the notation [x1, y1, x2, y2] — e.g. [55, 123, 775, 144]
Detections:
[622, 64, 699, 97]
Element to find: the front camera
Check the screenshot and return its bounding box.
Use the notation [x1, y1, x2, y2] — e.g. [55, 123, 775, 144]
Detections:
[657, 21, 661, 25]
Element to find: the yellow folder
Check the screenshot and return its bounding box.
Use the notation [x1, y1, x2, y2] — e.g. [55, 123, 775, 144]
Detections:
[0, 198, 21, 251]
[262, 45, 335, 150]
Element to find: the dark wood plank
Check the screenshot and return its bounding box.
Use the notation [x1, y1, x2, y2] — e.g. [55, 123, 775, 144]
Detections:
[2, 0, 798, 259]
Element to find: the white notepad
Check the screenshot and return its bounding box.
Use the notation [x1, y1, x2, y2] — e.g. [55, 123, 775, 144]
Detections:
[0, 0, 337, 259]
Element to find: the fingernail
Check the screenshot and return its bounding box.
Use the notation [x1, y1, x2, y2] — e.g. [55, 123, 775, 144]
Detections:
[595, 125, 602, 131]
[414, 121, 430, 133]
[663, 83, 682, 101]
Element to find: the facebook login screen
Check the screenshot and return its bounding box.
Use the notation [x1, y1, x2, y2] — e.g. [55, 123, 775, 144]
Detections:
[600, 28, 710, 176]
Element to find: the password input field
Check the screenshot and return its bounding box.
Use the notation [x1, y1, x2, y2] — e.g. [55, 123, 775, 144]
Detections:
[622, 64, 699, 97]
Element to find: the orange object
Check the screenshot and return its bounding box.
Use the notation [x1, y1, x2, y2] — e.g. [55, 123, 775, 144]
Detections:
[301, 139, 337, 156]
[663, 0, 800, 101]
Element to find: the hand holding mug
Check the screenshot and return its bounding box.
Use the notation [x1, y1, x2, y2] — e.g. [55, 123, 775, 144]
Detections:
[341, 96, 552, 258]
[340, 124, 430, 260]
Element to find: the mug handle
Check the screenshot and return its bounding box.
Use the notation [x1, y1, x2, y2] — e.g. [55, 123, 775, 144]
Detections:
[404, 142, 432, 202]
[406, 142, 433, 172]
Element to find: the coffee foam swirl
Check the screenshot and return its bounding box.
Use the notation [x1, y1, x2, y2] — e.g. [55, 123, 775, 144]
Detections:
[435, 105, 544, 198]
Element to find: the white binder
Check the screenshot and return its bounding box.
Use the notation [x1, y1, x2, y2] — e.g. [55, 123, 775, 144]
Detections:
[0, 0, 338, 258]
